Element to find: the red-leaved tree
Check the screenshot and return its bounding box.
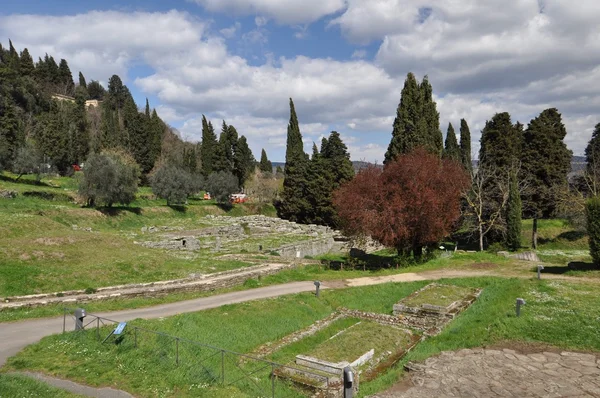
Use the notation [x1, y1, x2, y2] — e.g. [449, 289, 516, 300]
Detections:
[333, 148, 469, 258]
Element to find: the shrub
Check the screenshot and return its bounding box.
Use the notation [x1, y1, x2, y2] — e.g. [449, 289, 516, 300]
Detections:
[205, 171, 239, 203]
[586, 197, 600, 267]
[78, 150, 140, 207]
[151, 164, 196, 205]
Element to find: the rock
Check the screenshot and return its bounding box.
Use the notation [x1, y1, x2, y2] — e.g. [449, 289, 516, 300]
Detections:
[0, 190, 17, 199]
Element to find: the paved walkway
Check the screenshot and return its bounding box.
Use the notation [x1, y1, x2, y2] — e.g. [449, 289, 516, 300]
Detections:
[373, 349, 600, 397]
[11, 372, 134, 398]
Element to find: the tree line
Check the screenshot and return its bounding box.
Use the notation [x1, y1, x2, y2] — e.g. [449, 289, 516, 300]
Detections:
[0, 40, 276, 207]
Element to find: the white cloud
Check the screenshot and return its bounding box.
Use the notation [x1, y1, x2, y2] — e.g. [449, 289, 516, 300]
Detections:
[351, 49, 366, 59]
[192, 0, 347, 25]
[220, 22, 241, 38]
[2, 3, 599, 163]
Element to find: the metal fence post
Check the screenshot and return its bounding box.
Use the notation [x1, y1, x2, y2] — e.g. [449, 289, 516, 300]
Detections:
[221, 350, 225, 385]
[62, 308, 66, 334]
[271, 364, 275, 398]
[96, 317, 100, 340]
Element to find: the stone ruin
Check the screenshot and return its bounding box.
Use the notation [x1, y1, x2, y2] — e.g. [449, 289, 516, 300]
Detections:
[271, 283, 482, 397]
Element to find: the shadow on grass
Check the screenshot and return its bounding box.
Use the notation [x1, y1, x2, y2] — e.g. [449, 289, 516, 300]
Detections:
[168, 204, 187, 213]
[0, 174, 52, 187]
[22, 191, 71, 201]
[536, 261, 599, 274]
[538, 230, 587, 245]
[98, 206, 143, 216]
[216, 202, 234, 211]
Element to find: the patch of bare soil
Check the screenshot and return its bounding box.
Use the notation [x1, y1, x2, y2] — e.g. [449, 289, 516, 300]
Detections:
[34, 237, 76, 246]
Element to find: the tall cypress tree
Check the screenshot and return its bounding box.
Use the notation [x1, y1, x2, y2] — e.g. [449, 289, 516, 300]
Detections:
[459, 118, 472, 171]
[384, 73, 421, 163]
[443, 123, 460, 162]
[277, 98, 310, 222]
[479, 112, 522, 171]
[585, 123, 600, 182]
[233, 135, 255, 186]
[200, 115, 218, 177]
[420, 76, 443, 155]
[58, 59, 74, 95]
[78, 72, 87, 89]
[522, 108, 572, 248]
[259, 148, 273, 173]
[506, 171, 522, 251]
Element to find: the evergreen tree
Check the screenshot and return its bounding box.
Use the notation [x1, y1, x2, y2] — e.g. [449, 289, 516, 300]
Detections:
[505, 172, 522, 251]
[87, 80, 105, 100]
[276, 98, 311, 222]
[214, 121, 235, 172]
[443, 123, 460, 162]
[479, 112, 522, 170]
[233, 135, 255, 186]
[521, 108, 572, 248]
[420, 76, 443, 155]
[70, 92, 90, 164]
[7, 40, 19, 71]
[586, 197, 600, 268]
[384, 73, 442, 163]
[200, 115, 218, 177]
[57, 59, 74, 95]
[145, 98, 150, 118]
[259, 148, 273, 173]
[585, 123, 600, 181]
[385, 73, 421, 163]
[0, 99, 23, 169]
[78, 72, 87, 89]
[19, 48, 34, 76]
[459, 118, 472, 171]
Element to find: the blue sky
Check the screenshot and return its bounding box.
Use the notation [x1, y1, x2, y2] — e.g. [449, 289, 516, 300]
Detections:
[1, 1, 599, 162]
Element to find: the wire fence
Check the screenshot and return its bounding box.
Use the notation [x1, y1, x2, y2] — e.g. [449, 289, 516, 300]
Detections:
[62, 308, 332, 397]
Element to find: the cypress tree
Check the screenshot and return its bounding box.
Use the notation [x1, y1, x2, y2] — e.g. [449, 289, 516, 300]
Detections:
[277, 98, 311, 222]
[479, 112, 522, 171]
[585, 123, 600, 183]
[200, 115, 218, 177]
[259, 148, 273, 173]
[384, 73, 421, 163]
[459, 118, 472, 171]
[521, 108, 572, 248]
[586, 197, 600, 268]
[7, 40, 19, 71]
[505, 171, 522, 251]
[420, 76, 443, 155]
[70, 92, 90, 164]
[0, 98, 23, 169]
[19, 48, 35, 76]
[233, 135, 255, 187]
[58, 59, 74, 95]
[145, 98, 150, 118]
[443, 123, 460, 162]
[78, 72, 87, 89]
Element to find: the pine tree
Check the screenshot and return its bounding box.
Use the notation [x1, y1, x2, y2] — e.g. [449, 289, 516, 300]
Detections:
[0, 99, 23, 169]
[19, 48, 35, 76]
[7, 40, 19, 71]
[145, 98, 150, 118]
[505, 172, 522, 251]
[459, 118, 472, 171]
[443, 123, 460, 162]
[522, 108, 572, 248]
[585, 123, 600, 185]
[259, 148, 273, 173]
[276, 98, 311, 222]
[384, 73, 421, 163]
[200, 115, 218, 177]
[70, 93, 90, 164]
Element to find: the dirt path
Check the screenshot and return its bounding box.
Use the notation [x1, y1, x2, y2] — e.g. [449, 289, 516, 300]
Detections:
[9, 372, 134, 398]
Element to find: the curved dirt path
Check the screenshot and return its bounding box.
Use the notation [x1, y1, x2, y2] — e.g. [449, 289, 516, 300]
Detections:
[9, 372, 134, 398]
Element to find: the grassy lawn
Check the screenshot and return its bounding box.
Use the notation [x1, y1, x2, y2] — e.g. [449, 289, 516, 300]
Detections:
[0, 373, 83, 397]
[401, 284, 476, 308]
[5, 277, 600, 397]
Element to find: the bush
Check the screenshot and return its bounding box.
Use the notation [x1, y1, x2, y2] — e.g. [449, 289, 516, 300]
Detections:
[78, 150, 140, 207]
[205, 171, 239, 203]
[586, 197, 600, 267]
[151, 164, 196, 205]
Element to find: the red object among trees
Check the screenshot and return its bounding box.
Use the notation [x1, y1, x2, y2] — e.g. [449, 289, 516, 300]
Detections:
[333, 148, 469, 258]
[72, 164, 81, 172]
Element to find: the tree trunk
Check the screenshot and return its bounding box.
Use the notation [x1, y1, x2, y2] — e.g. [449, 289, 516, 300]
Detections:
[532, 218, 538, 250]
[479, 224, 484, 251]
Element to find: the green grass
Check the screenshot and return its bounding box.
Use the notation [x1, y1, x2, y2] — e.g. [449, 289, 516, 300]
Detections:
[0, 373, 83, 397]
[401, 284, 476, 308]
[6, 277, 600, 397]
[305, 321, 413, 364]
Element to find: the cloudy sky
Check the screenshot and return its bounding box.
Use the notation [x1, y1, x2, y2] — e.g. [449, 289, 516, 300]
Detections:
[1, 0, 598, 162]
